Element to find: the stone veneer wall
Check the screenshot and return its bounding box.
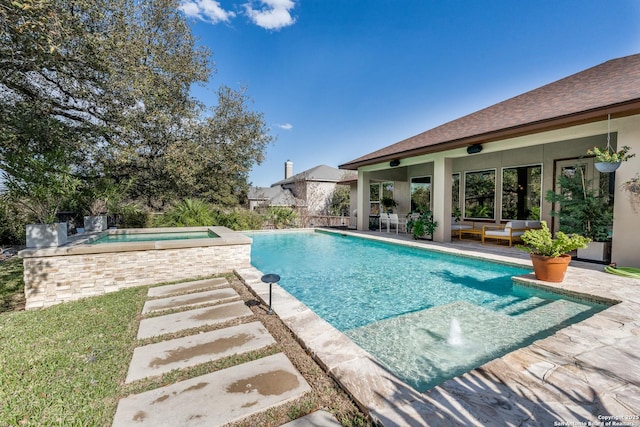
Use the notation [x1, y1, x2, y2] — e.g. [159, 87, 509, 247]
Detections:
[23, 244, 251, 309]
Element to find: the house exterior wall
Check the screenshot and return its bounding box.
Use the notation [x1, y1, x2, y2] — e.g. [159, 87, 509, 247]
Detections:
[612, 116, 640, 266]
[284, 181, 339, 214]
[354, 116, 640, 266]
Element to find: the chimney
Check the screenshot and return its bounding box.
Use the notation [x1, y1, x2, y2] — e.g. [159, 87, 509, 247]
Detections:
[284, 160, 293, 179]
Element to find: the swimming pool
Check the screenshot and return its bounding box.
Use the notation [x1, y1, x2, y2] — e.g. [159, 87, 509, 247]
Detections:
[249, 230, 607, 391]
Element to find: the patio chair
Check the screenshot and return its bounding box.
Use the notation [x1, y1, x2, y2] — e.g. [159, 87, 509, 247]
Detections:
[380, 213, 404, 233]
[379, 213, 390, 232]
[389, 213, 406, 234]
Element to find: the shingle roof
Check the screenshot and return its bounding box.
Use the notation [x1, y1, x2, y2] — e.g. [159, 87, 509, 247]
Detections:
[247, 186, 301, 206]
[271, 165, 356, 186]
[340, 53, 640, 169]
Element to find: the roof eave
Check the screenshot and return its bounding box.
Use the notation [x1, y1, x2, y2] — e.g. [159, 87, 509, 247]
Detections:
[339, 100, 640, 170]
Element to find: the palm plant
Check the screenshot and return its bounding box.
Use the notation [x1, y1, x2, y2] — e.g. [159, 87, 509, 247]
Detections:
[157, 199, 214, 226]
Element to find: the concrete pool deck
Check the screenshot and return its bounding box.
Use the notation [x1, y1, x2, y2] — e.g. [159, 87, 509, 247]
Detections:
[236, 228, 640, 426]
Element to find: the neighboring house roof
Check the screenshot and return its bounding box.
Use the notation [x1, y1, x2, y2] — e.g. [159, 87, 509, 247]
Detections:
[247, 186, 302, 206]
[272, 164, 356, 186]
[340, 53, 640, 169]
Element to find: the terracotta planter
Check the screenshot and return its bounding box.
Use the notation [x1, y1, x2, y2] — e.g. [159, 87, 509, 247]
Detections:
[529, 253, 572, 282]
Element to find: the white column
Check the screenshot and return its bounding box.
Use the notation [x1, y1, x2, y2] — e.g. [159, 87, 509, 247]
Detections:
[356, 170, 369, 231]
[432, 156, 453, 242]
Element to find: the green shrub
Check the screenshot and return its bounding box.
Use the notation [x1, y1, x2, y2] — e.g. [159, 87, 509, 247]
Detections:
[0, 197, 28, 245]
[155, 199, 215, 227]
[213, 207, 265, 230]
[115, 203, 152, 228]
[265, 207, 297, 229]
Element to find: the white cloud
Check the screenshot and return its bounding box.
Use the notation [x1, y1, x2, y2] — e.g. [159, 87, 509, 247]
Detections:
[244, 0, 296, 30]
[179, 0, 236, 24]
[277, 123, 293, 130]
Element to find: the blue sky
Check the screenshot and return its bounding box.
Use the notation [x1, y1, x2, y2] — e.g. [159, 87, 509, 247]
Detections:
[180, 0, 640, 187]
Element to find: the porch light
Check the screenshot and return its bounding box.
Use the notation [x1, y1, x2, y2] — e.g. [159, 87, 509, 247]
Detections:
[466, 144, 483, 154]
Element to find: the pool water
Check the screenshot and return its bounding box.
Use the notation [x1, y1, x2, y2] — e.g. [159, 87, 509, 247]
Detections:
[92, 230, 217, 244]
[249, 230, 607, 391]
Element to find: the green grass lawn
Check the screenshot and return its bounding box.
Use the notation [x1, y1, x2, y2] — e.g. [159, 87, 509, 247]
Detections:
[0, 257, 147, 426]
[0, 257, 26, 312]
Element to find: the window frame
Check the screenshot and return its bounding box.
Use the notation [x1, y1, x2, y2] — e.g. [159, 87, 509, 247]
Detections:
[410, 175, 432, 212]
[500, 163, 543, 221]
[463, 168, 497, 220]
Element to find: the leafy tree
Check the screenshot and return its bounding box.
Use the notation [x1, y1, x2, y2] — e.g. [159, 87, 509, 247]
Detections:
[1, 0, 271, 218]
[328, 185, 350, 216]
[164, 86, 273, 207]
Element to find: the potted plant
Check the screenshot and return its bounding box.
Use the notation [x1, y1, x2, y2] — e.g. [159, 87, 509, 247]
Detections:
[83, 199, 108, 232]
[452, 206, 462, 223]
[518, 221, 590, 282]
[380, 196, 397, 213]
[407, 211, 438, 240]
[4, 168, 78, 248]
[587, 145, 635, 173]
[546, 164, 613, 262]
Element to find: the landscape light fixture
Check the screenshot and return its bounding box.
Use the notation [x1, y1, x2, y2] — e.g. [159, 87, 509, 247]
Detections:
[260, 273, 280, 314]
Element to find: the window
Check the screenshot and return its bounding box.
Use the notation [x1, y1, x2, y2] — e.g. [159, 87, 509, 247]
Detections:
[369, 181, 394, 215]
[501, 165, 542, 220]
[464, 170, 496, 219]
[452, 173, 461, 216]
[410, 176, 431, 212]
[369, 183, 380, 215]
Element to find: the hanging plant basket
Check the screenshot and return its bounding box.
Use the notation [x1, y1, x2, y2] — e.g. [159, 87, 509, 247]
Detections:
[594, 161, 621, 173]
[587, 115, 635, 172]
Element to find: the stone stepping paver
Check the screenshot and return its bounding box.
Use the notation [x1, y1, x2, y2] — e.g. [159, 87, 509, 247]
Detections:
[280, 410, 343, 426]
[147, 278, 228, 298]
[112, 353, 311, 427]
[126, 322, 276, 383]
[137, 301, 253, 339]
[142, 288, 240, 314]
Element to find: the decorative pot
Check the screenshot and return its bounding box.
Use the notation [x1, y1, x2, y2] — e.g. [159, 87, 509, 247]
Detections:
[577, 241, 612, 263]
[84, 215, 108, 232]
[529, 253, 572, 282]
[594, 161, 621, 173]
[26, 222, 68, 248]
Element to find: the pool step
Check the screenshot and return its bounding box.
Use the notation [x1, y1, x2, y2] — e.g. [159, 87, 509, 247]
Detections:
[346, 301, 516, 390]
[515, 299, 595, 331]
[490, 296, 549, 317]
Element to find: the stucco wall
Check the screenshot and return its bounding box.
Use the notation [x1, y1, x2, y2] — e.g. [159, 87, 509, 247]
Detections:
[612, 116, 640, 267]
